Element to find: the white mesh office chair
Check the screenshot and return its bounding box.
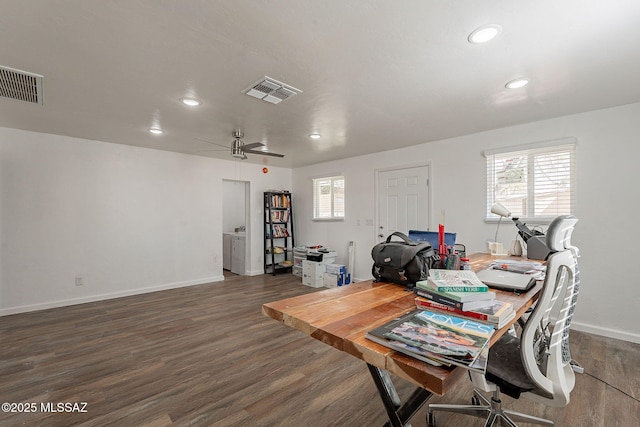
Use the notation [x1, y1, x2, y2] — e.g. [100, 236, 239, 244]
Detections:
[428, 215, 580, 427]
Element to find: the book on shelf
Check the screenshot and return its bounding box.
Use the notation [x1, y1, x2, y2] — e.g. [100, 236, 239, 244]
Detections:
[423, 269, 489, 293]
[268, 225, 290, 238]
[270, 210, 290, 223]
[269, 193, 290, 208]
[414, 288, 495, 312]
[366, 309, 493, 373]
[414, 297, 515, 329]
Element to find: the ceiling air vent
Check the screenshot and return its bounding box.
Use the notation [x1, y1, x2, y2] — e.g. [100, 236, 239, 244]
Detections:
[0, 66, 44, 105]
[242, 76, 301, 104]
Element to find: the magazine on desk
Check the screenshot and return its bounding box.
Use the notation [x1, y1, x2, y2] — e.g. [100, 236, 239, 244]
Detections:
[366, 309, 494, 373]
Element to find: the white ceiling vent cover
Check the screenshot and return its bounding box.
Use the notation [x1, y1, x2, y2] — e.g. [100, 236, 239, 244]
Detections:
[242, 76, 301, 104]
[0, 66, 44, 105]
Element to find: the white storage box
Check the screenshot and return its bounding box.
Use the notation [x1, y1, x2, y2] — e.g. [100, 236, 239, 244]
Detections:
[323, 272, 352, 288]
[303, 276, 324, 287]
[323, 273, 340, 288]
[302, 260, 325, 287]
[293, 247, 309, 257]
[292, 265, 303, 277]
[325, 263, 347, 275]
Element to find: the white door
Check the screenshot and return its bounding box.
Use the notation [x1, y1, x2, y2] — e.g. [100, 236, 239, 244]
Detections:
[377, 165, 430, 241]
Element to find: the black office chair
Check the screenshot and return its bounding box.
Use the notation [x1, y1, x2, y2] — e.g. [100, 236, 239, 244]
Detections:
[427, 215, 580, 427]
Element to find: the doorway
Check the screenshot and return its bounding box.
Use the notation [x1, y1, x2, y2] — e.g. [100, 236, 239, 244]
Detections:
[376, 164, 431, 242]
[222, 179, 250, 276]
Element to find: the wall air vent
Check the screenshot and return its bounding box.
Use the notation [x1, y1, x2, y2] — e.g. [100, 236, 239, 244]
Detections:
[0, 65, 44, 105]
[242, 76, 301, 105]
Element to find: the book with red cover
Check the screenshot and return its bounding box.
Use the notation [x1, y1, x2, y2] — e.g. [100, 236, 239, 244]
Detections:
[415, 296, 514, 328]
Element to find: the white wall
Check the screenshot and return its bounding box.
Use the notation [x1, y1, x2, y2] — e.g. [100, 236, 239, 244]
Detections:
[222, 180, 246, 233]
[3, 102, 639, 342]
[293, 102, 640, 343]
[0, 127, 291, 314]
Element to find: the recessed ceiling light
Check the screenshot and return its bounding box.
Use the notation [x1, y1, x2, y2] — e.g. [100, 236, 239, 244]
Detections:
[148, 127, 164, 134]
[468, 24, 502, 44]
[180, 97, 201, 106]
[505, 78, 529, 89]
[309, 133, 321, 139]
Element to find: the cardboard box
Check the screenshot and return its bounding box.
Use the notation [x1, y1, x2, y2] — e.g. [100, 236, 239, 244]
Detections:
[325, 263, 347, 275]
[323, 272, 351, 288]
[323, 272, 340, 288]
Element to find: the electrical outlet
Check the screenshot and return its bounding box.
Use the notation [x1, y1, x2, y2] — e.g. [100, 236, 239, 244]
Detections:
[75, 276, 84, 286]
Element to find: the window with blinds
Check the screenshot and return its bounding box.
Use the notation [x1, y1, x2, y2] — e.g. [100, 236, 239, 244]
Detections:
[485, 138, 576, 222]
[313, 176, 345, 220]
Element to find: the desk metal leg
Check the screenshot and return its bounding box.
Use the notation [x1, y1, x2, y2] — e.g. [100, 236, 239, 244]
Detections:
[367, 363, 433, 427]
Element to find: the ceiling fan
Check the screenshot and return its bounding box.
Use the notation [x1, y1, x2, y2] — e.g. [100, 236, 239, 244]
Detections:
[197, 130, 284, 159]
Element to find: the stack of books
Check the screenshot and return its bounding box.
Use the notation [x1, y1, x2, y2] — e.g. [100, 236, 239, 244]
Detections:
[414, 269, 515, 329]
[366, 309, 494, 372]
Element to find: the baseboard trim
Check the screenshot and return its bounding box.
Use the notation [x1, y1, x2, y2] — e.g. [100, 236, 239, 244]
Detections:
[245, 269, 265, 276]
[0, 275, 225, 317]
[571, 321, 640, 344]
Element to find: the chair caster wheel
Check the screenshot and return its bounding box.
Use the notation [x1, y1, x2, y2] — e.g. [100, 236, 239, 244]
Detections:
[427, 411, 436, 427]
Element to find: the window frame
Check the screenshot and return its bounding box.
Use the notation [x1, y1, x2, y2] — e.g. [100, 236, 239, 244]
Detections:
[484, 138, 576, 224]
[312, 175, 345, 221]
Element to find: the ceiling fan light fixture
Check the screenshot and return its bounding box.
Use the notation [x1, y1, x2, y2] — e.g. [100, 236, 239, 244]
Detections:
[505, 78, 529, 89]
[468, 24, 502, 44]
[148, 127, 164, 134]
[180, 97, 201, 106]
[231, 138, 244, 158]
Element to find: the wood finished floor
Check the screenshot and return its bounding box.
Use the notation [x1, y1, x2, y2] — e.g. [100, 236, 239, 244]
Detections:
[1, 272, 639, 427]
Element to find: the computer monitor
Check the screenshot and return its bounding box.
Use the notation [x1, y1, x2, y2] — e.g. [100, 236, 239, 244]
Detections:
[408, 230, 456, 249]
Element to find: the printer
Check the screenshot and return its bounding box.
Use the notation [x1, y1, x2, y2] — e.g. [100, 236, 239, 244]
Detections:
[512, 218, 551, 260]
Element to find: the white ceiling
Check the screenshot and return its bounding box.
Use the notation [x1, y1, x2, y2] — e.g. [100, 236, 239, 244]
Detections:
[1, 1, 640, 168]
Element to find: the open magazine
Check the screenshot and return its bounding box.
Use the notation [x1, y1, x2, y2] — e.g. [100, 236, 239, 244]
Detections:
[366, 309, 494, 372]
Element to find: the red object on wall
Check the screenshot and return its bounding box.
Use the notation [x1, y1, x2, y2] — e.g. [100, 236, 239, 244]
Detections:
[262, 167, 269, 173]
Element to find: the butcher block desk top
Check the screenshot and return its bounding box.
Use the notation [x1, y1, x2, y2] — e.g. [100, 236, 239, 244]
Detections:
[262, 253, 542, 396]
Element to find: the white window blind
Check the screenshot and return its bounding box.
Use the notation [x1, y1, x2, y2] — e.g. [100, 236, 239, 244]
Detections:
[313, 176, 345, 220]
[485, 138, 576, 222]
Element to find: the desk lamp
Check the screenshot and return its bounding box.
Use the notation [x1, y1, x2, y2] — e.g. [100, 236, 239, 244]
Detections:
[490, 202, 511, 255]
